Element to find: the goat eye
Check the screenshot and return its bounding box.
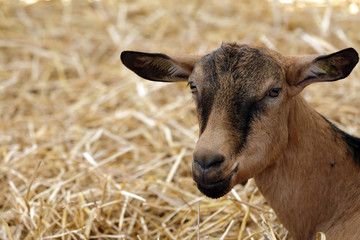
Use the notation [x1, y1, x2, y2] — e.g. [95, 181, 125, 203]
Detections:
[266, 88, 281, 98]
[189, 82, 197, 93]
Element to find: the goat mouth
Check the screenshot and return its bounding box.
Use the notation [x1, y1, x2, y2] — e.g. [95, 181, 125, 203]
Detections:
[196, 165, 238, 199]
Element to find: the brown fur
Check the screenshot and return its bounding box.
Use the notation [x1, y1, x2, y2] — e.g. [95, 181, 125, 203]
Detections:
[121, 43, 360, 239]
[256, 96, 360, 239]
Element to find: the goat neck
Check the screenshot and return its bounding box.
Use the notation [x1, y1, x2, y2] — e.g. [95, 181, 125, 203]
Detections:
[255, 96, 360, 240]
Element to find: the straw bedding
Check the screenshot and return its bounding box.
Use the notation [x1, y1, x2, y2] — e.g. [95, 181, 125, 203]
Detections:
[1, 0, 359, 239]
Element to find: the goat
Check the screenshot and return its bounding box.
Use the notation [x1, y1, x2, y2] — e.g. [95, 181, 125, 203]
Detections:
[121, 43, 360, 240]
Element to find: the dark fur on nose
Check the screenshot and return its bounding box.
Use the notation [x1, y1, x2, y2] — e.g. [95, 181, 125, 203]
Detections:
[194, 152, 225, 174]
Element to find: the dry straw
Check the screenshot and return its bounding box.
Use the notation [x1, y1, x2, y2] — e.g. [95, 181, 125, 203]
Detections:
[1, 0, 359, 239]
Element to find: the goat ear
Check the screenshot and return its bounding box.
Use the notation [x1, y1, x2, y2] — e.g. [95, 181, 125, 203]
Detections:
[121, 51, 201, 82]
[286, 48, 359, 94]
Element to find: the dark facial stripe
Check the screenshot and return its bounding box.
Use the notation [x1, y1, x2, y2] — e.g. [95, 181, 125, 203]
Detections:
[197, 57, 220, 134]
[198, 89, 214, 134]
[229, 97, 264, 153]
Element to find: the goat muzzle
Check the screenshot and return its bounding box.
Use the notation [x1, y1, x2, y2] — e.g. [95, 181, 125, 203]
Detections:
[192, 150, 238, 198]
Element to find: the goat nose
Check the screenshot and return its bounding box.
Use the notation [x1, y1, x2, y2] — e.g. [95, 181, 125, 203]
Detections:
[194, 151, 225, 173]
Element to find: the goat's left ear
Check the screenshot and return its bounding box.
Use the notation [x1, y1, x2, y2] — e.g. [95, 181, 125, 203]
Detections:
[286, 48, 359, 94]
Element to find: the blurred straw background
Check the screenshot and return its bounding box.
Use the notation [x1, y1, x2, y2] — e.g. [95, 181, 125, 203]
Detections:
[1, 0, 360, 239]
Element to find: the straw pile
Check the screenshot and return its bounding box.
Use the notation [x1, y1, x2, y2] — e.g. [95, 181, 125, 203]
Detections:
[1, 0, 359, 239]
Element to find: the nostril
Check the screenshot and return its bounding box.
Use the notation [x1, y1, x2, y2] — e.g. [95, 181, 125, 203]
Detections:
[194, 153, 225, 171]
[206, 155, 225, 169]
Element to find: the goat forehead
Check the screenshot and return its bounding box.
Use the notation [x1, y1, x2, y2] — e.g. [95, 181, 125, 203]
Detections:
[197, 44, 282, 93]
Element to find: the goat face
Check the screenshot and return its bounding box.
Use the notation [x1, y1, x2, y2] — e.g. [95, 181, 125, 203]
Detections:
[189, 44, 289, 198]
[121, 43, 358, 199]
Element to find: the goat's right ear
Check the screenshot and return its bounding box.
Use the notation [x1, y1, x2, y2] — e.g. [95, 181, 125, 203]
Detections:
[121, 51, 201, 82]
